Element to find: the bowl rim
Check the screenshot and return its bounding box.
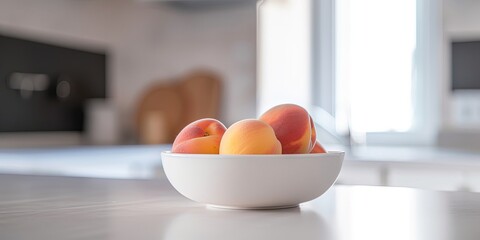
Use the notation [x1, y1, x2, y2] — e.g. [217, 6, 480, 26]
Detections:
[161, 151, 345, 159]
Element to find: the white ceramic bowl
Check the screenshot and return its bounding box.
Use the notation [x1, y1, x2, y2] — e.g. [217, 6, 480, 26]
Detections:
[161, 151, 344, 209]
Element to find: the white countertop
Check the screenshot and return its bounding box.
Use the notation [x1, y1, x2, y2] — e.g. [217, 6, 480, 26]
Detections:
[1, 144, 480, 179]
[0, 145, 169, 179]
[1, 174, 479, 240]
[331, 144, 480, 165]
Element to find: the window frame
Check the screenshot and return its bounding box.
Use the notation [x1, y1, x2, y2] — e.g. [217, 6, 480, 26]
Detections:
[312, 0, 442, 146]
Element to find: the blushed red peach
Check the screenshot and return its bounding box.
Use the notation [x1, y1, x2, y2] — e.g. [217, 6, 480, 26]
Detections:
[310, 141, 327, 153]
[259, 104, 316, 154]
[219, 119, 282, 155]
[172, 118, 227, 154]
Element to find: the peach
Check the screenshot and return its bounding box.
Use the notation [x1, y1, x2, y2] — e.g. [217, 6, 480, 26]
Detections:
[259, 104, 316, 154]
[172, 118, 227, 154]
[310, 141, 327, 153]
[219, 119, 282, 154]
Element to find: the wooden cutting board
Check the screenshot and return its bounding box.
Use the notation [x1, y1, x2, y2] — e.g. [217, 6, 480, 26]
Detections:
[135, 70, 221, 144]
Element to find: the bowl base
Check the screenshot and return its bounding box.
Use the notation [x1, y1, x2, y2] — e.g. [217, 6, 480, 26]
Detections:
[206, 204, 299, 210]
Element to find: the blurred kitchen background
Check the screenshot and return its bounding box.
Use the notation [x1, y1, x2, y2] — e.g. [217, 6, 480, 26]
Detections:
[2, 0, 480, 192]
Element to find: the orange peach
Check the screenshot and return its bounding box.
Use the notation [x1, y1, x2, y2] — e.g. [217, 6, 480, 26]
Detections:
[219, 119, 282, 154]
[172, 118, 227, 154]
[310, 141, 327, 153]
[259, 104, 316, 154]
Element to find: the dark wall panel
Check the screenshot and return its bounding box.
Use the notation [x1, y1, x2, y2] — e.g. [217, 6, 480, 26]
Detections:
[0, 34, 106, 132]
[452, 41, 480, 90]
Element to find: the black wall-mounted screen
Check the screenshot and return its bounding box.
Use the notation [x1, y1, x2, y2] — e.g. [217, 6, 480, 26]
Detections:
[452, 40, 480, 90]
[0, 34, 106, 132]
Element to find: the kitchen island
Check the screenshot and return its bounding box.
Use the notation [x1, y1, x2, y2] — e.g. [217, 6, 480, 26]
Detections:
[1, 173, 479, 240]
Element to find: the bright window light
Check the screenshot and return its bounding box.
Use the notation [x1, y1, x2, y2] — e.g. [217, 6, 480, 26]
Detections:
[335, 0, 416, 133]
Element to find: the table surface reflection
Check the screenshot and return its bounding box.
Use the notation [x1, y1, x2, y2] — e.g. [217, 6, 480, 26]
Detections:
[1, 174, 479, 240]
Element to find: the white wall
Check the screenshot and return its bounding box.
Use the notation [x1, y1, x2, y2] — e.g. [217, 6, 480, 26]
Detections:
[0, 0, 257, 142]
[443, 0, 480, 129]
[430, 0, 480, 150]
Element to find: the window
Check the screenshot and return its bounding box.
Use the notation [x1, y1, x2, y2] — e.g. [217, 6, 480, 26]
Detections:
[314, 0, 441, 145]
